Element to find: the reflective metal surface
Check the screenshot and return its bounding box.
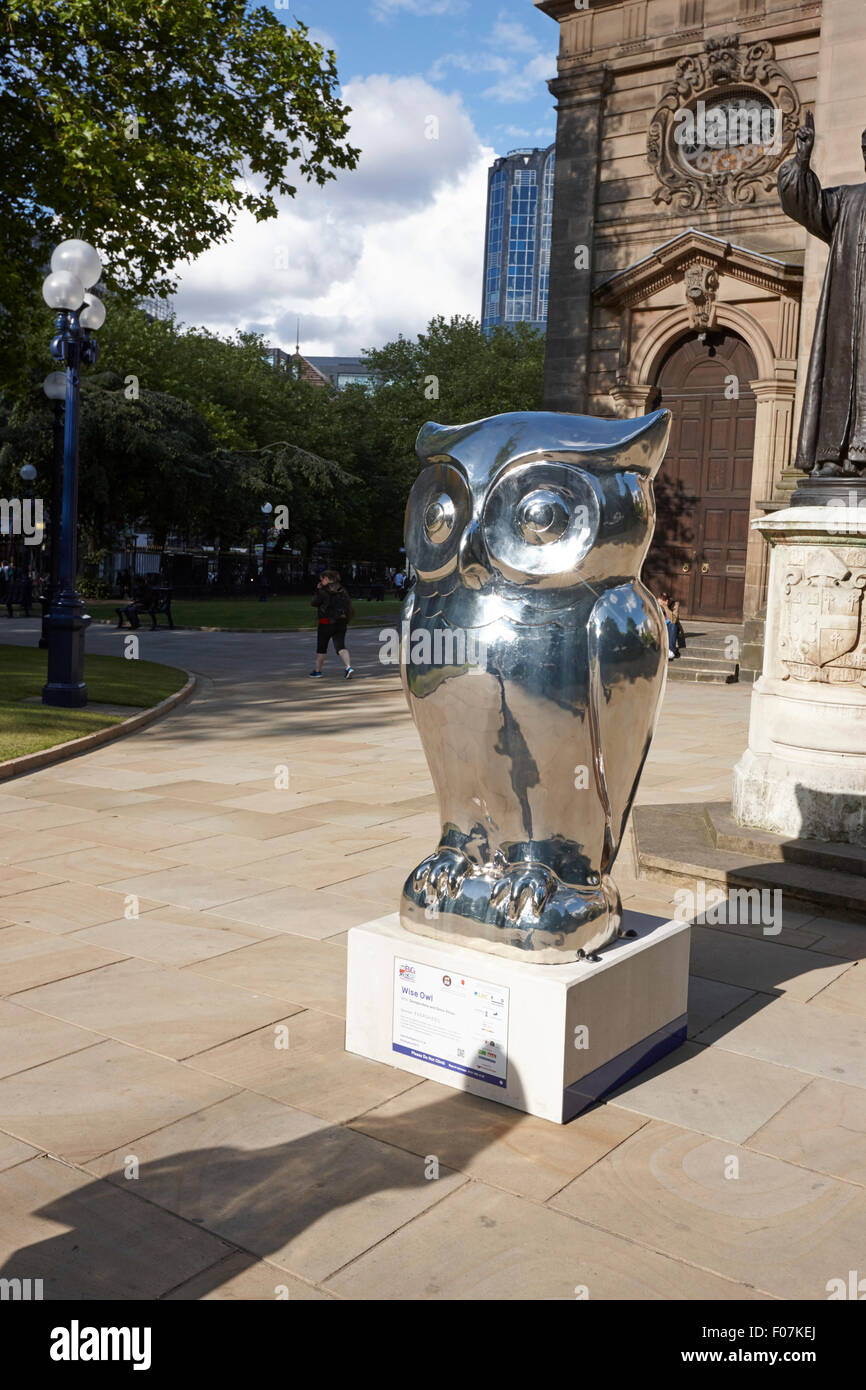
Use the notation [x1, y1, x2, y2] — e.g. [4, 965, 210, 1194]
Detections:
[399, 409, 672, 963]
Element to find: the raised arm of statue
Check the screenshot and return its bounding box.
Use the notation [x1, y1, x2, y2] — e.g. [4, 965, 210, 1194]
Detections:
[778, 111, 843, 244]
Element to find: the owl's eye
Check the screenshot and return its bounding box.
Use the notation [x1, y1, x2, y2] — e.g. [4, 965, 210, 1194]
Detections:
[481, 460, 601, 586]
[405, 462, 472, 582]
[517, 490, 569, 545]
[424, 494, 456, 544]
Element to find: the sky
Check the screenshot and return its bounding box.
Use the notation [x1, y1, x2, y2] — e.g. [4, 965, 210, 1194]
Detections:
[171, 0, 558, 358]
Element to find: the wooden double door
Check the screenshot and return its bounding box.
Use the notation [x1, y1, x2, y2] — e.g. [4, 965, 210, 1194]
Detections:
[644, 331, 757, 622]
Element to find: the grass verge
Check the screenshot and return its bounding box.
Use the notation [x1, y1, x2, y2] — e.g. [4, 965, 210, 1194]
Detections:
[84, 595, 401, 630]
[0, 643, 188, 762]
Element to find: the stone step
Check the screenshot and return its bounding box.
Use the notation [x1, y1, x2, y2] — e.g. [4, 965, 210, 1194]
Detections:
[682, 629, 745, 646]
[673, 625, 746, 684]
[668, 662, 739, 684]
[704, 803, 866, 876]
[674, 655, 737, 672]
[683, 640, 741, 656]
[632, 802, 866, 919]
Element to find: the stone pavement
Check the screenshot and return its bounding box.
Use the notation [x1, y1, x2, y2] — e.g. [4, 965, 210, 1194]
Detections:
[0, 619, 864, 1300]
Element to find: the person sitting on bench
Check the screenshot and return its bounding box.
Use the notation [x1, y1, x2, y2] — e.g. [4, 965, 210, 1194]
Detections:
[116, 576, 154, 629]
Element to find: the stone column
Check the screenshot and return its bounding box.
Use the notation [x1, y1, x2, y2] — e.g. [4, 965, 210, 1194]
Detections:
[542, 64, 611, 414]
[743, 377, 798, 620]
[609, 382, 655, 419]
[733, 508, 866, 846]
[791, 0, 866, 453]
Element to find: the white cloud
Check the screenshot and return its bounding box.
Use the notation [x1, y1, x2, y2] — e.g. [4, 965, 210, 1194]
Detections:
[432, 9, 555, 104]
[371, 0, 467, 20]
[307, 27, 337, 53]
[171, 73, 492, 357]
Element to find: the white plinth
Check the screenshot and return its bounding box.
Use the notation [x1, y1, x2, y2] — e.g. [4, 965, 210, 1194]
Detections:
[345, 910, 690, 1124]
[733, 507, 866, 846]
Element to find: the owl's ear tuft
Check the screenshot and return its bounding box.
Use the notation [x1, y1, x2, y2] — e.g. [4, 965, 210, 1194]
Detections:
[416, 421, 456, 465]
[627, 409, 671, 479]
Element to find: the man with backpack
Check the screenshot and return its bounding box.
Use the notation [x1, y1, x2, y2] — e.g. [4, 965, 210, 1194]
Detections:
[309, 569, 355, 679]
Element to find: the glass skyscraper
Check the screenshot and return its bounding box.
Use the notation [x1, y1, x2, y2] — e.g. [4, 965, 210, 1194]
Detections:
[482, 145, 555, 335]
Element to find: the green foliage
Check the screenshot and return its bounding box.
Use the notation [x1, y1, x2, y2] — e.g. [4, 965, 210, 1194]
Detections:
[0, 0, 359, 386]
[0, 304, 546, 568]
[76, 577, 113, 598]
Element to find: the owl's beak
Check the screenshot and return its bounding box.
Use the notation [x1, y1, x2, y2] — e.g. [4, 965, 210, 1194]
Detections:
[458, 520, 492, 589]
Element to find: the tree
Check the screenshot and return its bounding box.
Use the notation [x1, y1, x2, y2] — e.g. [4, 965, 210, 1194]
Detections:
[1, 311, 547, 576]
[337, 316, 546, 564]
[0, 1, 360, 385]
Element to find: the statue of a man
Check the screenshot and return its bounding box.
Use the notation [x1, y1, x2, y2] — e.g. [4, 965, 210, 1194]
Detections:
[779, 110, 866, 498]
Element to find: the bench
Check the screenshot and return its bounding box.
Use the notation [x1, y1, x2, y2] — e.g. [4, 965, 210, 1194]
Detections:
[115, 586, 174, 631]
[4, 579, 34, 618]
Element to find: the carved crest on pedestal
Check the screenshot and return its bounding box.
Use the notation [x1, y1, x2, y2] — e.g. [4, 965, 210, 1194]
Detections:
[779, 548, 866, 684]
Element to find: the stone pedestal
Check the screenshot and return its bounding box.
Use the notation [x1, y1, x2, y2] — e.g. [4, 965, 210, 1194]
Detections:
[345, 910, 689, 1125]
[733, 507, 866, 846]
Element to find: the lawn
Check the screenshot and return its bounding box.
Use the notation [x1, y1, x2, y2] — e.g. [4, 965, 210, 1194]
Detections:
[84, 594, 402, 631]
[0, 644, 188, 762]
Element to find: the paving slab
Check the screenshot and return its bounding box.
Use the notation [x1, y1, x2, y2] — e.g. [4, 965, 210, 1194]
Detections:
[86, 1089, 466, 1284]
[164, 1252, 335, 1301]
[690, 925, 853, 999]
[0, 1130, 41, 1171]
[550, 1119, 866, 1300]
[0, 924, 127, 995]
[747, 1077, 866, 1186]
[349, 1079, 648, 1201]
[0, 881, 164, 932]
[12, 956, 290, 1061]
[74, 905, 277, 966]
[807, 962, 866, 1017]
[19, 846, 186, 886]
[0, 1155, 233, 1299]
[186, 936, 348, 1017]
[686, 975, 755, 1038]
[102, 866, 278, 913]
[605, 1039, 810, 1143]
[187, 1009, 424, 1123]
[326, 1181, 765, 1301]
[0, 999, 100, 1078]
[204, 886, 385, 938]
[699, 992, 866, 1090]
[0, 1039, 236, 1162]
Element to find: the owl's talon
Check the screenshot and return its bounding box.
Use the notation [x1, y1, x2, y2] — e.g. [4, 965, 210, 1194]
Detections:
[411, 848, 469, 904]
[490, 866, 556, 922]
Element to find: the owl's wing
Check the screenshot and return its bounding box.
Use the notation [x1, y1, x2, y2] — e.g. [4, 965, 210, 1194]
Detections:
[586, 584, 667, 871]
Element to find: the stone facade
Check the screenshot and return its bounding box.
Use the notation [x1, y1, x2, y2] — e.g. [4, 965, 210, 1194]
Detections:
[535, 0, 866, 621]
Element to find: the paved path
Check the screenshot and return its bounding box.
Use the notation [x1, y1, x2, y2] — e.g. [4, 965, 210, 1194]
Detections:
[0, 622, 864, 1300]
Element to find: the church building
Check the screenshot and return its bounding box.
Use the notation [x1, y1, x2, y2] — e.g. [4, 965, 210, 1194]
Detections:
[535, 0, 865, 631]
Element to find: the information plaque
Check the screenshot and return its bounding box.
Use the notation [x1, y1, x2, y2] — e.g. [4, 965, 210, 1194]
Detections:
[392, 957, 509, 1087]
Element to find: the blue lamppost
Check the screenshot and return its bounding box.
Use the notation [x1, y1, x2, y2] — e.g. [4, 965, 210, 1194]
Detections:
[40, 240, 105, 707]
[39, 371, 66, 649]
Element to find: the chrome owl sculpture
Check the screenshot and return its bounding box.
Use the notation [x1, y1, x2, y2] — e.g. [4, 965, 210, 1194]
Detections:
[399, 409, 672, 963]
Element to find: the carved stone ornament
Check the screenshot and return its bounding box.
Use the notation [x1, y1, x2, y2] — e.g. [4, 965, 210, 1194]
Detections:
[647, 34, 801, 212]
[683, 264, 719, 331]
[779, 547, 866, 684]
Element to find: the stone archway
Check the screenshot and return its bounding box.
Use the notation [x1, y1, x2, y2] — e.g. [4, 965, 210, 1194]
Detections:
[642, 329, 758, 622]
[608, 294, 798, 621]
